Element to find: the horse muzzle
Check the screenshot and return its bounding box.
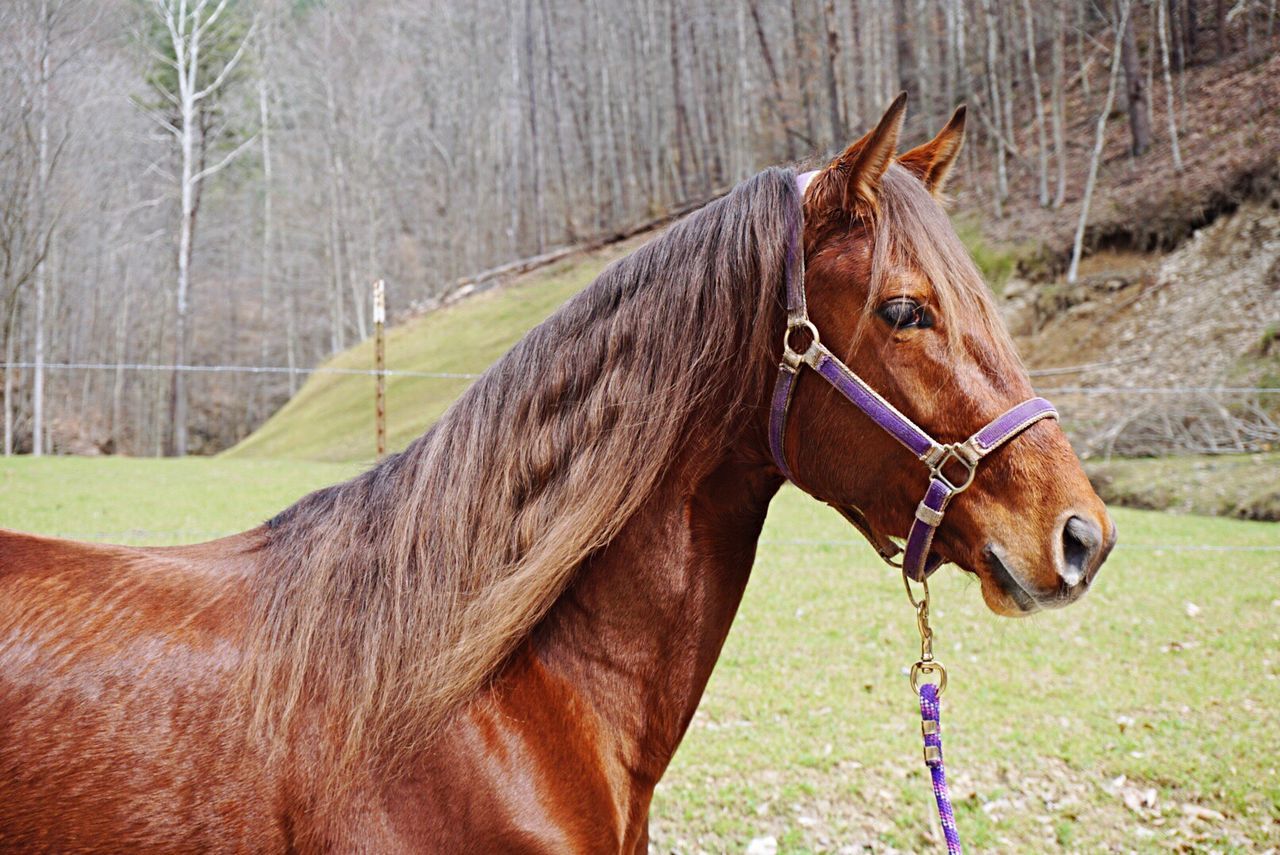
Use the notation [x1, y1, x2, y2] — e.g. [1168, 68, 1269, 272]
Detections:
[982, 511, 1116, 614]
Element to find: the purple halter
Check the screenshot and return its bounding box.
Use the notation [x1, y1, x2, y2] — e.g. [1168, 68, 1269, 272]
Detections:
[770, 171, 1058, 582]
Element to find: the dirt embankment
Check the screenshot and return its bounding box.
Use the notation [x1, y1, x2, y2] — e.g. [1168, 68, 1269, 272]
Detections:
[1003, 187, 1280, 392]
[951, 52, 1280, 266]
[950, 49, 1280, 411]
[945, 49, 1280, 518]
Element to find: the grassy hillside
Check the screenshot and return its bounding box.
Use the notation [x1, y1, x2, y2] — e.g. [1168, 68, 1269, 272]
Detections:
[2, 455, 1277, 851]
[227, 237, 647, 462]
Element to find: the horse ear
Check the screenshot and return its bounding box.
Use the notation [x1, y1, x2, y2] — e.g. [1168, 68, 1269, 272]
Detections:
[809, 92, 907, 216]
[898, 105, 966, 196]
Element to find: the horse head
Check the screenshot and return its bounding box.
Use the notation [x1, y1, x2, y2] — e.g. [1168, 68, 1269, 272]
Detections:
[779, 95, 1116, 616]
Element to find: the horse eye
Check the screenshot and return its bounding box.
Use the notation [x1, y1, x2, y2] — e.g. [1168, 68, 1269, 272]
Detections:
[877, 298, 933, 330]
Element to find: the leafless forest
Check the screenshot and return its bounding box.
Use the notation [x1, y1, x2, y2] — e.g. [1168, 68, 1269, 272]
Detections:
[1, 0, 1274, 455]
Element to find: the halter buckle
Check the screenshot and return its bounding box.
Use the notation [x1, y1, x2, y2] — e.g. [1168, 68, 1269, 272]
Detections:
[926, 441, 979, 494]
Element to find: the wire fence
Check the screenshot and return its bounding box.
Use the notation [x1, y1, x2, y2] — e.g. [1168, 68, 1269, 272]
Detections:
[1, 361, 481, 380]
[5, 360, 1279, 395]
[4, 361, 1279, 457]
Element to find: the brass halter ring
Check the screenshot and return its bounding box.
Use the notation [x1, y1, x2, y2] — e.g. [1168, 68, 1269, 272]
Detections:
[910, 660, 948, 696]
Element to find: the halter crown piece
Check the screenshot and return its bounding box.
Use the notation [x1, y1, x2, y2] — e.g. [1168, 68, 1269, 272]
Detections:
[770, 171, 1059, 583]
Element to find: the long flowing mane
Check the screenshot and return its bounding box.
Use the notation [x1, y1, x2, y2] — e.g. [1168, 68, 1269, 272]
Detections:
[242, 167, 802, 785]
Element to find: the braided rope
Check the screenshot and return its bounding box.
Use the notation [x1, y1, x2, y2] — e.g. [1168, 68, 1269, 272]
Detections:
[919, 683, 963, 854]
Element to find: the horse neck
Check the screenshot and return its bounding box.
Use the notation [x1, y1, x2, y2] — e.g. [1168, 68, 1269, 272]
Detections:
[533, 439, 781, 785]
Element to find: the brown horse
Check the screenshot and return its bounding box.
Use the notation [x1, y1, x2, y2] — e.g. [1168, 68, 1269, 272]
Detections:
[0, 99, 1114, 852]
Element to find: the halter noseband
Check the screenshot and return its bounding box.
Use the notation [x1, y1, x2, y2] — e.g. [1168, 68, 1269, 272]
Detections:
[770, 171, 1058, 582]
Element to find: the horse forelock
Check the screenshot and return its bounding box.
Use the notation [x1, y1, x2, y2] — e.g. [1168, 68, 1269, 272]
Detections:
[866, 164, 1018, 364]
[239, 167, 802, 793]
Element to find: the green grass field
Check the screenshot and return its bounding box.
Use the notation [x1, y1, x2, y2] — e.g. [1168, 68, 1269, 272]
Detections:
[2, 456, 1276, 852]
[0, 457, 360, 544]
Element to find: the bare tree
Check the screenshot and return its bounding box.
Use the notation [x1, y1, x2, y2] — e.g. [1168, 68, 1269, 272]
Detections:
[1022, 0, 1050, 207]
[1183, 0, 1200, 62]
[1069, 0, 1135, 284]
[821, 0, 844, 143]
[1051, 1, 1068, 207]
[1157, 0, 1185, 170]
[0, 0, 85, 455]
[1117, 0, 1153, 156]
[31, 0, 51, 455]
[141, 0, 257, 456]
[981, 0, 1007, 217]
[256, 34, 275, 412]
[1215, 0, 1227, 57]
[0, 0, 1262, 457]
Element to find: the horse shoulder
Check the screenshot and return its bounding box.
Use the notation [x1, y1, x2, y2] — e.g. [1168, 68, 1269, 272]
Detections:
[0, 528, 287, 850]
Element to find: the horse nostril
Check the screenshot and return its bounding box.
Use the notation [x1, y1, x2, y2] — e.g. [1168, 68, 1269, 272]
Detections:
[1060, 515, 1101, 587]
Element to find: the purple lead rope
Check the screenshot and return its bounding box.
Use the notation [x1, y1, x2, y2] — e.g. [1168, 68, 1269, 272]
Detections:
[786, 168, 1007, 853]
[919, 683, 963, 854]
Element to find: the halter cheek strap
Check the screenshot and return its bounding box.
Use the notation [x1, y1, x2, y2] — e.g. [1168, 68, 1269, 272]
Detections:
[771, 171, 1059, 583]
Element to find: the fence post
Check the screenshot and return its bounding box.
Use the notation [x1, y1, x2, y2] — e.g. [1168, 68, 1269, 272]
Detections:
[373, 279, 386, 459]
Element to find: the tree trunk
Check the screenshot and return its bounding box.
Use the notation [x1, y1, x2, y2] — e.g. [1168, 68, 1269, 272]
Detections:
[1169, 0, 1185, 68]
[981, 0, 1006, 217]
[32, 0, 50, 456]
[1157, 0, 1185, 170]
[750, 0, 801, 159]
[506, 15, 522, 252]
[1118, 0, 1152, 156]
[1051, 2, 1068, 207]
[1214, 0, 1227, 58]
[821, 0, 844, 144]
[169, 69, 197, 457]
[914, 0, 936, 124]
[1078, 2, 1092, 100]
[1000, 1, 1019, 156]
[668, 3, 690, 200]
[1184, 0, 1199, 60]
[893, 0, 917, 103]
[2, 301, 15, 456]
[524, 0, 545, 249]
[258, 76, 274, 426]
[1069, 0, 1133, 284]
[942, 0, 956, 106]
[1022, 0, 1050, 207]
[734, 0, 752, 177]
[285, 260, 299, 399]
[539, 0, 575, 240]
[788, 0, 819, 148]
[110, 259, 131, 447]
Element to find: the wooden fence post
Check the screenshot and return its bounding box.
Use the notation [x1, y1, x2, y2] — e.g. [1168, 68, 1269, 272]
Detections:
[373, 279, 386, 459]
